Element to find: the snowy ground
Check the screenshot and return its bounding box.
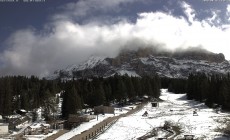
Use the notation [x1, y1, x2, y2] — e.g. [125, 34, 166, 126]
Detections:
[23, 130, 59, 140]
[56, 105, 136, 140]
[96, 89, 230, 140]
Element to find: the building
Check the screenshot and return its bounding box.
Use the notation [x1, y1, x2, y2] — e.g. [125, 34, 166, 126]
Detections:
[8, 115, 31, 130]
[16, 109, 27, 115]
[0, 115, 9, 135]
[49, 120, 65, 129]
[40, 124, 50, 134]
[66, 114, 95, 129]
[151, 98, 160, 107]
[94, 106, 114, 114]
[151, 102, 159, 107]
[24, 123, 50, 135]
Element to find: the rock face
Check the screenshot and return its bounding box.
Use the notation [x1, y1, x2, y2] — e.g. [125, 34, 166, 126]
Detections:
[48, 48, 230, 80]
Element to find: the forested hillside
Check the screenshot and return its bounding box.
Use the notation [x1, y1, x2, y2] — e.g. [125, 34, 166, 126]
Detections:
[0, 74, 160, 120]
[0, 76, 60, 116]
[165, 73, 230, 110]
[61, 74, 161, 118]
[2, 72, 230, 120]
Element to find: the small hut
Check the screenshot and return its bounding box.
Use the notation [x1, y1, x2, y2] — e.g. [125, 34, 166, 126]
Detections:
[184, 134, 195, 140]
[151, 102, 159, 107]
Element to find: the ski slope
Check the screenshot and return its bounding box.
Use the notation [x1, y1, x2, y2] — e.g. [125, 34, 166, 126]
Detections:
[96, 89, 230, 140]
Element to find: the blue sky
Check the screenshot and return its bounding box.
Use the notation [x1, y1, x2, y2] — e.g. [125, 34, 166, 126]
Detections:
[0, 0, 230, 76]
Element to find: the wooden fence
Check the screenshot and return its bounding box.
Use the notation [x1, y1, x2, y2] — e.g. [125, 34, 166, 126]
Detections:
[70, 102, 146, 140]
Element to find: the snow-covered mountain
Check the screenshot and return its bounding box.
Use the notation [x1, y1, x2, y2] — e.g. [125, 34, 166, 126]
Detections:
[48, 48, 230, 79]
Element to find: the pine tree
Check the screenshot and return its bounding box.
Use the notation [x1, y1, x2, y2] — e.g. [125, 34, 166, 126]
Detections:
[2, 78, 13, 115]
[124, 75, 135, 99]
[92, 83, 106, 106]
[116, 78, 127, 103]
[62, 83, 82, 118]
[132, 77, 142, 97]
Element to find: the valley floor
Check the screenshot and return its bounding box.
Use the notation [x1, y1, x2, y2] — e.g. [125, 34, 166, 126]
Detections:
[95, 89, 230, 140]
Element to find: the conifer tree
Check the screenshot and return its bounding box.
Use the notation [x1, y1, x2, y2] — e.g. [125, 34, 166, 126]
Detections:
[124, 75, 135, 99]
[62, 83, 82, 118]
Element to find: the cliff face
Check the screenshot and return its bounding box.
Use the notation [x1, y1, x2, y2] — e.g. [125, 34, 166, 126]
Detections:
[172, 51, 225, 63]
[48, 48, 230, 80]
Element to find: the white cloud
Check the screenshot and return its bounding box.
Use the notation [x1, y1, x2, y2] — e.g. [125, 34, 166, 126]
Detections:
[1, 2, 230, 77]
[226, 4, 230, 21]
[205, 10, 221, 25]
[180, 1, 196, 23]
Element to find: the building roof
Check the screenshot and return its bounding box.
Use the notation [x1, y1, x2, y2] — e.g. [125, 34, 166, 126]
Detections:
[28, 125, 41, 129]
[41, 124, 50, 127]
[28, 123, 50, 129]
[20, 109, 27, 112]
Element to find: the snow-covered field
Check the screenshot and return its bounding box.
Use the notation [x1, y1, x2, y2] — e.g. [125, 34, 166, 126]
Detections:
[56, 105, 137, 140]
[96, 89, 230, 140]
[4, 89, 229, 140]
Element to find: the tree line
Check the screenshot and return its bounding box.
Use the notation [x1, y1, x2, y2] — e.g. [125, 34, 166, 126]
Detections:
[2, 73, 230, 118]
[61, 74, 161, 118]
[0, 74, 161, 119]
[164, 73, 230, 110]
[0, 76, 60, 119]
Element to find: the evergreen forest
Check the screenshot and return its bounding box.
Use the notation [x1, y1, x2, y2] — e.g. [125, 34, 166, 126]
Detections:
[1, 73, 230, 120]
[0, 74, 160, 119]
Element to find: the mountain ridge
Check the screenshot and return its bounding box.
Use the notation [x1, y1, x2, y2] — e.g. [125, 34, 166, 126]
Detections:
[47, 47, 230, 80]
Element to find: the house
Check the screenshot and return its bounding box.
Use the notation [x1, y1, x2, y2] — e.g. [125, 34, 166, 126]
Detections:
[7, 115, 31, 130]
[25, 125, 40, 135]
[0, 115, 9, 135]
[24, 123, 50, 135]
[49, 120, 65, 129]
[67, 114, 96, 129]
[94, 106, 114, 114]
[40, 124, 50, 134]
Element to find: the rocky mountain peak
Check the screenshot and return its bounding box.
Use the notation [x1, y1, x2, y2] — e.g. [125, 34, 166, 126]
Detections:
[47, 47, 229, 80]
[117, 47, 225, 63]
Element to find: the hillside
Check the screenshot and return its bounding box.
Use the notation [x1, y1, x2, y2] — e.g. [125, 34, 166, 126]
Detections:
[48, 47, 230, 79]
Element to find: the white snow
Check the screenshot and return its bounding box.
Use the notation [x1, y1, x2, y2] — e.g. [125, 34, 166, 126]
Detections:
[96, 89, 230, 140]
[3, 89, 230, 140]
[117, 70, 140, 77]
[24, 130, 59, 140]
[66, 56, 107, 72]
[56, 114, 113, 140]
[56, 105, 136, 140]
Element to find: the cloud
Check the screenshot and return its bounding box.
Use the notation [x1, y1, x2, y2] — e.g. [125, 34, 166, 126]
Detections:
[205, 10, 221, 25]
[1, 1, 230, 77]
[226, 4, 230, 21]
[180, 1, 196, 23]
